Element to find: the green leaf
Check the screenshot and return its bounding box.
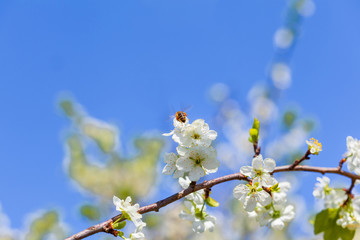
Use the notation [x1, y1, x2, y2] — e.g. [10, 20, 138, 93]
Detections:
[80, 204, 101, 221]
[205, 197, 219, 207]
[113, 221, 126, 230]
[314, 208, 355, 240]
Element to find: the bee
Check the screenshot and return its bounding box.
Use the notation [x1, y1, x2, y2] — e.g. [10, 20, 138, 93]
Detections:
[175, 111, 187, 123]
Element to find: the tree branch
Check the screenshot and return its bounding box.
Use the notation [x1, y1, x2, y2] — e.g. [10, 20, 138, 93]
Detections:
[66, 164, 360, 240]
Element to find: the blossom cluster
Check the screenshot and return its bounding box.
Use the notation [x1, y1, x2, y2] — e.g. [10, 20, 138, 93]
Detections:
[233, 154, 295, 230]
[345, 136, 360, 175]
[163, 116, 219, 233]
[178, 177, 216, 233]
[310, 136, 360, 230]
[313, 176, 360, 229]
[163, 117, 219, 181]
[113, 196, 146, 240]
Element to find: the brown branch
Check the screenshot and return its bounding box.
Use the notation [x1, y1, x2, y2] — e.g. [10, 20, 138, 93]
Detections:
[338, 158, 347, 171]
[66, 163, 360, 240]
[253, 143, 261, 157]
[288, 149, 311, 169]
[65, 173, 248, 240]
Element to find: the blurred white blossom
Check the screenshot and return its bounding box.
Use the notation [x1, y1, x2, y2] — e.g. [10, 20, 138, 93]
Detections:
[271, 63, 291, 90]
[274, 28, 294, 49]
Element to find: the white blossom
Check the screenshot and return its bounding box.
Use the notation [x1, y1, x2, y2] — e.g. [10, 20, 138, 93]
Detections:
[313, 176, 331, 199]
[337, 197, 360, 230]
[345, 136, 360, 175]
[163, 118, 189, 142]
[179, 200, 216, 233]
[179, 177, 205, 205]
[162, 152, 184, 178]
[176, 146, 219, 181]
[175, 119, 217, 147]
[272, 182, 291, 205]
[240, 155, 277, 187]
[233, 182, 272, 212]
[113, 196, 146, 229]
[306, 138, 322, 155]
[313, 176, 347, 208]
[257, 203, 295, 230]
[126, 230, 145, 240]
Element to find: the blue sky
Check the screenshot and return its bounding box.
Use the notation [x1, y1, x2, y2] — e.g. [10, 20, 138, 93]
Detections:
[1, 0, 360, 236]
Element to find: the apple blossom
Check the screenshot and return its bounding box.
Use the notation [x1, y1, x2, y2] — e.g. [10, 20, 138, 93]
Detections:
[233, 182, 272, 212]
[345, 136, 360, 175]
[179, 200, 216, 233]
[176, 146, 219, 181]
[240, 154, 277, 187]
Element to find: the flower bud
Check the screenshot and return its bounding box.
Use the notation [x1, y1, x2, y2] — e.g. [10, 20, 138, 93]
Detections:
[252, 118, 260, 130]
[249, 128, 259, 143]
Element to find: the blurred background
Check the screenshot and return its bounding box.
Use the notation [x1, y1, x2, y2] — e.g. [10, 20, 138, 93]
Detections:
[1, 0, 360, 239]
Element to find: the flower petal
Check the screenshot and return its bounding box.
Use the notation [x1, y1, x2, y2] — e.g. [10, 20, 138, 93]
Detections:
[202, 158, 220, 171]
[244, 196, 257, 212]
[271, 218, 285, 230]
[162, 164, 176, 175]
[256, 190, 271, 206]
[252, 155, 263, 170]
[176, 157, 194, 171]
[188, 165, 205, 181]
[240, 166, 254, 177]
[263, 158, 276, 172]
[192, 220, 205, 233]
[233, 184, 249, 201]
[207, 130, 217, 140]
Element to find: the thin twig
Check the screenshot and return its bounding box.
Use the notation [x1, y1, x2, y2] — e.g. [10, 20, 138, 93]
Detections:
[288, 149, 311, 169]
[338, 158, 347, 171]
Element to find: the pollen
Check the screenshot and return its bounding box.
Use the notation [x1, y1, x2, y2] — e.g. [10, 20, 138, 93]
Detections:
[306, 138, 322, 155]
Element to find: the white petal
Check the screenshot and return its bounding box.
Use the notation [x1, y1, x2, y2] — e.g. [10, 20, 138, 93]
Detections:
[188, 165, 205, 181]
[202, 158, 220, 171]
[162, 164, 176, 175]
[113, 196, 121, 209]
[281, 205, 295, 222]
[252, 155, 263, 170]
[173, 169, 184, 178]
[240, 166, 254, 177]
[178, 177, 190, 189]
[125, 196, 132, 203]
[164, 152, 176, 164]
[244, 196, 257, 212]
[256, 190, 272, 206]
[207, 130, 217, 140]
[347, 136, 355, 147]
[162, 131, 174, 136]
[271, 218, 285, 230]
[279, 182, 291, 192]
[192, 220, 205, 233]
[204, 216, 216, 232]
[262, 174, 278, 187]
[176, 157, 194, 172]
[179, 211, 195, 221]
[176, 146, 188, 156]
[233, 184, 250, 201]
[264, 158, 276, 172]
